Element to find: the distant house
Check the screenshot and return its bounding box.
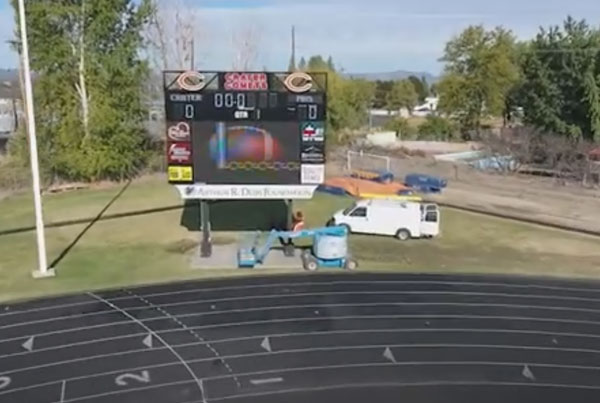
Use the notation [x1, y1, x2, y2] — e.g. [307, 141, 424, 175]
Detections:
[412, 96, 439, 117]
[368, 96, 440, 128]
[0, 81, 21, 153]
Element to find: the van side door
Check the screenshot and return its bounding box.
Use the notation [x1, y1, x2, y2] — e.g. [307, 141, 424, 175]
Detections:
[345, 206, 370, 234]
[420, 204, 440, 237]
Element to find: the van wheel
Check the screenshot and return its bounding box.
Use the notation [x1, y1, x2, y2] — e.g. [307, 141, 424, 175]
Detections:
[395, 229, 411, 241]
[341, 224, 352, 234]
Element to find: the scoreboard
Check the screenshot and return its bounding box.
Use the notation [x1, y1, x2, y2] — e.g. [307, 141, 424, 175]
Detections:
[163, 71, 327, 199]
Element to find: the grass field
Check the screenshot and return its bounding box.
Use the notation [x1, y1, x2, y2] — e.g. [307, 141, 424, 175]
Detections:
[1, 175, 599, 302]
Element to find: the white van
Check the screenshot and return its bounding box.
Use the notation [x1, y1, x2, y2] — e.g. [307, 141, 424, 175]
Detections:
[329, 199, 440, 240]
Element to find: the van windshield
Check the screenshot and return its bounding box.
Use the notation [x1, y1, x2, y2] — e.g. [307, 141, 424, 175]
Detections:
[342, 203, 357, 215]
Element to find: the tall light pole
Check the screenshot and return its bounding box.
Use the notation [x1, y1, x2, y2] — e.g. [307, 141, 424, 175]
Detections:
[17, 0, 54, 278]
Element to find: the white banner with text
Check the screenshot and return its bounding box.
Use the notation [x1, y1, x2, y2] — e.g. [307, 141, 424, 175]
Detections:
[176, 185, 319, 200]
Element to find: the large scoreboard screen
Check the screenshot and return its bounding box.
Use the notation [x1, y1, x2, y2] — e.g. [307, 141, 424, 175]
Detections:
[163, 71, 327, 199]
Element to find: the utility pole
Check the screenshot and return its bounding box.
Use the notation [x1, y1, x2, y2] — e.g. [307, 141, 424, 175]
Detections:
[292, 25, 296, 68]
[288, 25, 296, 71]
[17, 0, 54, 278]
[190, 36, 195, 70]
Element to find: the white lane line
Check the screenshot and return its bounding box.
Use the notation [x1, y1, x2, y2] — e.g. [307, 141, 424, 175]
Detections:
[112, 279, 600, 301]
[60, 380, 66, 402]
[6, 326, 600, 379]
[87, 293, 205, 399]
[203, 360, 600, 382]
[61, 379, 196, 403]
[6, 299, 600, 360]
[128, 294, 600, 314]
[0, 331, 148, 360]
[136, 300, 600, 324]
[0, 309, 120, 330]
[5, 341, 600, 395]
[0, 320, 138, 345]
[0, 300, 102, 318]
[6, 293, 600, 345]
[199, 379, 207, 403]
[126, 290, 241, 389]
[9, 297, 600, 333]
[249, 377, 283, 386]
[4, 278, 600, 319]
[6, 310, 600, 352]
[126, 290, 600, 311]
[207, 380, 600, 402]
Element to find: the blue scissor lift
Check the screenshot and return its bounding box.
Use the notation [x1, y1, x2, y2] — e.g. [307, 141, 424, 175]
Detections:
[237, 226, 358, 271]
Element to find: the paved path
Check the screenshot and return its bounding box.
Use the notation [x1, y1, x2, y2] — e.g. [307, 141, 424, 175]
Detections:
[2, 273, 600, 402]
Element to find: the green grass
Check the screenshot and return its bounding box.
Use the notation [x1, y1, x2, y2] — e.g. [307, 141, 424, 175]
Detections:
[1, 176, 599, 302]
[0, 175, 180, 232]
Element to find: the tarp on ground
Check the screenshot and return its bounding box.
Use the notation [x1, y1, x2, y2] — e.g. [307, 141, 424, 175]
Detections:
[321, 177, 409, 197]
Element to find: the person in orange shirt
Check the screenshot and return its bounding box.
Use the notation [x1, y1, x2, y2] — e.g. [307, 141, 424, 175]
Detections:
[291, 211, 305, 231]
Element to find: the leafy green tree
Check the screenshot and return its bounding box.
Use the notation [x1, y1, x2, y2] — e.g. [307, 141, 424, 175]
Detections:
[307, 55, 329, 71]
[518, 17, 600, 141]
[438, 25, 519, 133]
[384, 117, 416, 139]
[408, 75, 429, 103]
[327, 56, 335, 71]
[385, 79, 418, 114]
[374, 80, 393, 109]
[306, 55, 374, 136]
[11, 0, 152, 181]
[417, 116, 458, 140]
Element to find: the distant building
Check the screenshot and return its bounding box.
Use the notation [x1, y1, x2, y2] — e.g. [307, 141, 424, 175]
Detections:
[0, 81, 21, 152]
[412, 96, 439, 117]
[368, 96, 440, 128]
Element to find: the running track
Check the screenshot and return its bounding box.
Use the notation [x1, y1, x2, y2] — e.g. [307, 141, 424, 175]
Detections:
[2, 273, 600, 403]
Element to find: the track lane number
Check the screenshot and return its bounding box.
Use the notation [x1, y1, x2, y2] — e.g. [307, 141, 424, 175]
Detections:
[115, 371, 151, 387]
[0, 376, 11, 390]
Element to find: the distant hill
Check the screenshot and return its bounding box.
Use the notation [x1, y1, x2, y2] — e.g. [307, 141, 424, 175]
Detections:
[0, 69, 18, 82]
[345, 70, 439, 83]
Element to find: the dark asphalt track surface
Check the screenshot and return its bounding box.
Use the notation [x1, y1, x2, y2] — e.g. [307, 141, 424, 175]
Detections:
[2, 273, 600, 403]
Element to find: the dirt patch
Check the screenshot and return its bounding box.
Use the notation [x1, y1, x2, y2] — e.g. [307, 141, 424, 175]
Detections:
[328, 148, 600, 234]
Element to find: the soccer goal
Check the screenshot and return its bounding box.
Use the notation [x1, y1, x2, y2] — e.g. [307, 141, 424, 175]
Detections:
[346, 150, 391, 173]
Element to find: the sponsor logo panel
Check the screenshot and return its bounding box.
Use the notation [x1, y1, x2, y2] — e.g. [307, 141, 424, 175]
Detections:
[167, 142, 192, 164]
[301, 164, 325, 184]
[301, 122, 324, 142]
[167, 122, 191, 142]
[301, 143, 325, 163]
[168, 166, 193, 182]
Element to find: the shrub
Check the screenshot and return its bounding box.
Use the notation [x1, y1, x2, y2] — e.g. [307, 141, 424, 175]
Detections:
[417, 116, 458, 141]
[0, 157, 31, 190]
[383, 118, 417, 139]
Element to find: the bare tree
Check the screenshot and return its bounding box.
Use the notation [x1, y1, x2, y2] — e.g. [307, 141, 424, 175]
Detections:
[479, 127, 534, 174]
[74, 0, 90, 140]
[145, 0, 201, 71]
[231, 24, 261, 71]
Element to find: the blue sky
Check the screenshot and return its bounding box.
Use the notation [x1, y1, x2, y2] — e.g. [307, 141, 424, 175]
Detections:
[1, 0, 600, 74]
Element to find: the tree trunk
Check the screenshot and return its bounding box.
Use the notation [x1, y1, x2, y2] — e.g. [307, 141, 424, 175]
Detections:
[75, 1, 90, 140]
[77, 47, 90, 140]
